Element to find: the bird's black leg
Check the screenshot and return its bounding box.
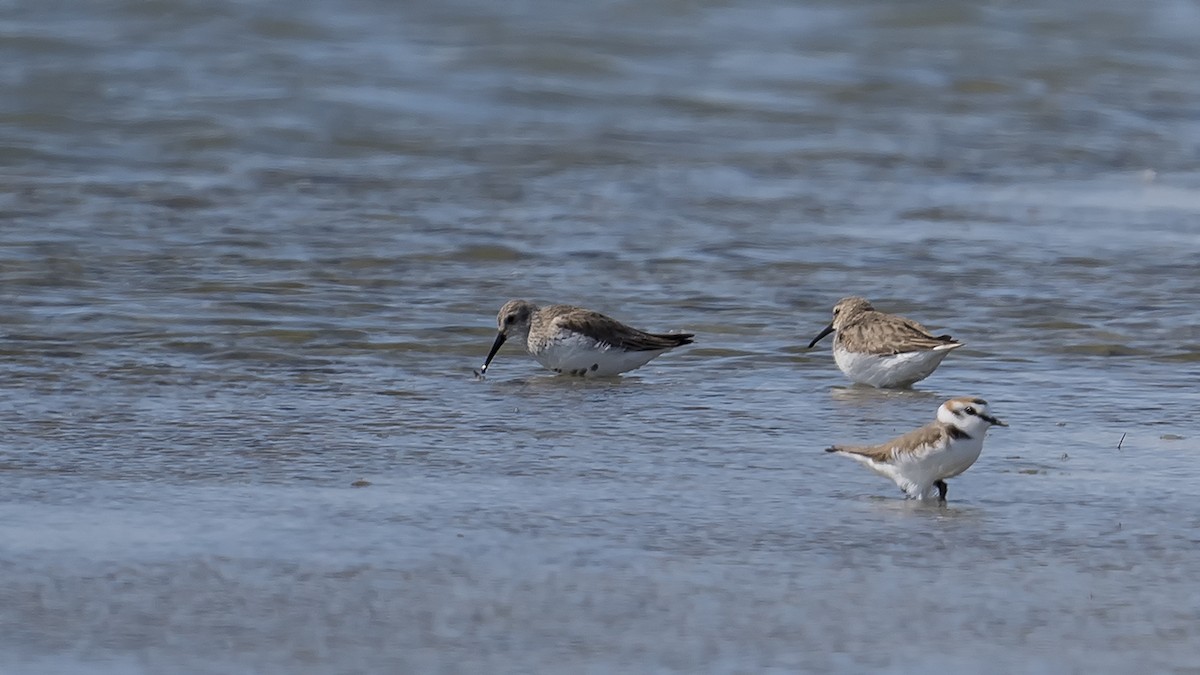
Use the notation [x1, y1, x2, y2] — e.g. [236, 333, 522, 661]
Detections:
[934, 480, 948, 503]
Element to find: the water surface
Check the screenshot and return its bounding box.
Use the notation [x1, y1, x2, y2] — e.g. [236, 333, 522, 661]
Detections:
[2, 0, 1200, 672]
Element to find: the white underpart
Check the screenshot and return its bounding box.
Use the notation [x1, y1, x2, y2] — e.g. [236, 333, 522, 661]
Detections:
[844, 433, 986, 500]
[832, 343, 959, 388]
[529, 331, 666, 376]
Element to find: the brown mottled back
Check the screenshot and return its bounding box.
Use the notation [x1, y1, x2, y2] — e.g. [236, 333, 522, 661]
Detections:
[533, 304, 695, 352]
[832, 298, 960, 355]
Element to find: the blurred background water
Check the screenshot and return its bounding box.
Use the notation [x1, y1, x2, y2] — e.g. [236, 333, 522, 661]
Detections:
[2, 0, 1199, 672]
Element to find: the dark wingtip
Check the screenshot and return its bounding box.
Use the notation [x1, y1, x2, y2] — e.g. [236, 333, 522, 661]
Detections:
[936, 334, 958, 343]
[652, 332, 695, 347]
[824, 446, 840, 453]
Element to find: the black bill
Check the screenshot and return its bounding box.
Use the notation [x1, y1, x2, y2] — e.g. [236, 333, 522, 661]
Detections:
[479, 332, 507, 374]
[807, 323, 835, 349]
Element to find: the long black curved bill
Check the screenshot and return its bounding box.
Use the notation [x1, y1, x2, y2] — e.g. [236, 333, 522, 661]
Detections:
[807, 323, 835, 349]
[479, 332, 507, 374]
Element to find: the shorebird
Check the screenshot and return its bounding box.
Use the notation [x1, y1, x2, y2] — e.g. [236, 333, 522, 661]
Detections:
[825, 396, 1007, 502]
[477, 299, 694, 377]
[808, 296, 963, 388]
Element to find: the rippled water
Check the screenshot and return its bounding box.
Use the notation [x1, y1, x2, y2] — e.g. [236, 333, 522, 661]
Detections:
[3, 0, 1200, 672]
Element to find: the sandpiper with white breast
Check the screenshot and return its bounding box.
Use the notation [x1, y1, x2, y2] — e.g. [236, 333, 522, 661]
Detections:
[807, 296, 963, 388]
[825, 397, 1007, 502]
[477, 299, 694, 377]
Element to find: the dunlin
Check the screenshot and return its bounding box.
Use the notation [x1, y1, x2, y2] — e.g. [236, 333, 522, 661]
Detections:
[808, 296, 963, 388]
[478, 299, 694, 377]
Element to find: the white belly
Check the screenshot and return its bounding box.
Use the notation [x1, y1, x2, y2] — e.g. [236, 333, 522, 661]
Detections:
[530, 334, 665, 376]
[852, 436, 985, 499]
[832, 346, 954, 388]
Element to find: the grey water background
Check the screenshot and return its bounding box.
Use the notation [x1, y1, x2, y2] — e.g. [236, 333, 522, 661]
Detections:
[2, 0, 1200, 672]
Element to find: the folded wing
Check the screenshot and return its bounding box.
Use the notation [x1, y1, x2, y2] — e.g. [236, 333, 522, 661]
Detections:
[555, 310, 694, 352]
[839, 313, 961, 355]
[825, 422, 949, 462]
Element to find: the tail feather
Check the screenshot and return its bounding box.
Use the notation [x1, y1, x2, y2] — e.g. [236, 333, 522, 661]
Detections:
[932, 337, 964, 351]
[825, 444, 878, 460]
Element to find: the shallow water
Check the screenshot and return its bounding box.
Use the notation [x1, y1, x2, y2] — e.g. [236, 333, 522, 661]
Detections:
[2, 0, 1200, 672]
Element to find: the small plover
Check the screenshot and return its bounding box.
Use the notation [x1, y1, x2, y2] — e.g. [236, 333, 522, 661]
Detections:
[825, 396, 1007, 501]
[807, 296, 963, 388]
[477, 299, 694, 377]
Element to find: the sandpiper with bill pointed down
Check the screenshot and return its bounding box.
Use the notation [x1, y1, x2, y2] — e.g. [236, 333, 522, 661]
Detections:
[825, 397, 1007, 502]
[808, 296, 963, 388]
[477, 299, 694, 377]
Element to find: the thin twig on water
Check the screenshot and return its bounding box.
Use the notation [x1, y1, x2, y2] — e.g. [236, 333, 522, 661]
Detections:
[1117, 432, 1126, 450]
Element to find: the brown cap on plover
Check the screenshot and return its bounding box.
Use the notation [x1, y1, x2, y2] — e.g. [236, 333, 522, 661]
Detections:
[477, 299, 694, 378]
[825, 396, 1007, 502]
[807, 296, 963, 388]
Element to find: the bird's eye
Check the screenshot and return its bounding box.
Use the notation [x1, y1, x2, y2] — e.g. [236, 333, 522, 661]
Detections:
[504, 315, 514, 324]
[964, 406, 976, 415]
